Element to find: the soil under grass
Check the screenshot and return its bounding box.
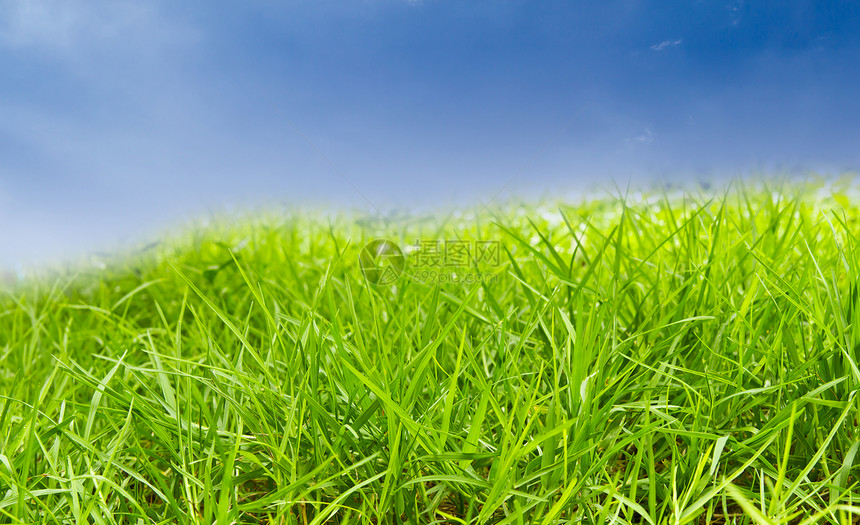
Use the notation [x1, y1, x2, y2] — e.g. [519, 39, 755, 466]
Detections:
[2, 178, 860, 524]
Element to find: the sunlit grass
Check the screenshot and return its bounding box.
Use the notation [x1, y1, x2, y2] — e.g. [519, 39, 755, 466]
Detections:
[2, 177, 860, 523]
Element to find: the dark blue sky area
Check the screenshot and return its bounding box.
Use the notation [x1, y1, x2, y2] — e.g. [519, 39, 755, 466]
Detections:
[1, 1, 859, 266]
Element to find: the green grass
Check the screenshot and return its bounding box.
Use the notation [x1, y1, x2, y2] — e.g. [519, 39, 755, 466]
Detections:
[3, 178, 860, 524]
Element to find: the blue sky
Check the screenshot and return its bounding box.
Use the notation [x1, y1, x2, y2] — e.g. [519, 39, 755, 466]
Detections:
[2, 1, 860, 267]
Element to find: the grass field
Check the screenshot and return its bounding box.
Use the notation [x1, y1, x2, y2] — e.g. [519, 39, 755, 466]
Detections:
[3, 179, 860, 524]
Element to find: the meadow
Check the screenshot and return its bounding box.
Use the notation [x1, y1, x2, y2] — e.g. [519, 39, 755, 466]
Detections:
[2, 179, 860, 524]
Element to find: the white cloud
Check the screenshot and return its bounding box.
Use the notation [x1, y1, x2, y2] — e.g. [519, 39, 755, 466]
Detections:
[0, 1, 198, 57]
[650, 39, 683, 51]
[728, 0, 743, 27]
[0, 1, 77, 48]
[626, 127, 654, 146]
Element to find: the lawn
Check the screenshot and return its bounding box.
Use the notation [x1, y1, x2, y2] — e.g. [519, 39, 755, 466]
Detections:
[2, 178, 860, 524]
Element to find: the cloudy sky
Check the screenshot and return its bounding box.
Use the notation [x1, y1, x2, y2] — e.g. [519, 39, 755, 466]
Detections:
[2, 1, 859, 267]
